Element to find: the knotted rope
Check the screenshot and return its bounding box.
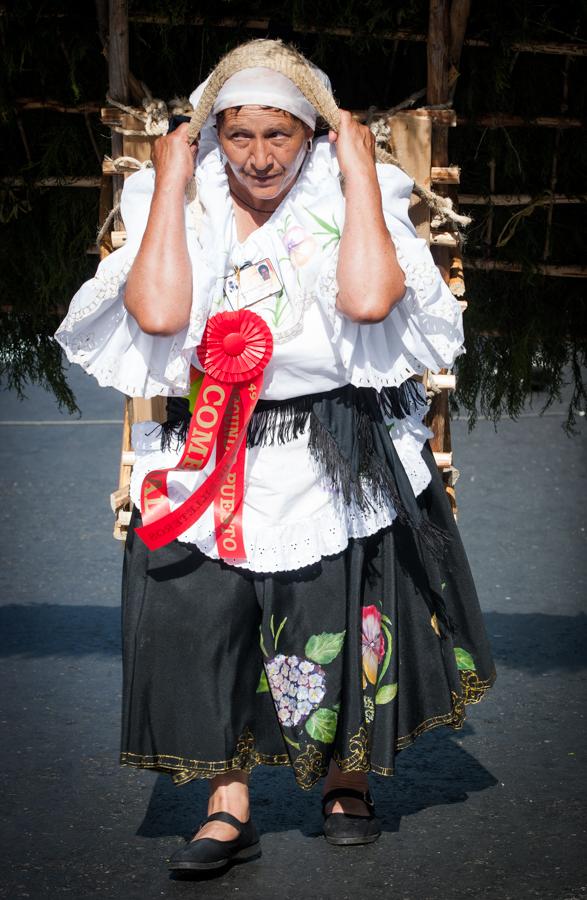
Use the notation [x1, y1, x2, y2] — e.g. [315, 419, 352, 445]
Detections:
[186, 39, 470, 229]
[106, 93, 192, 136]
[96, 156, 153, 246]
[100, 38, 470, 245]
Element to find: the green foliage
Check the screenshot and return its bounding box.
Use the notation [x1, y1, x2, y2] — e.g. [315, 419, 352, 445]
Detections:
[0, 311, 79, 413]
[454, 647, 476, 671]
[452, 269, 587, 434]
[305, 707, 338, 743]
[0, 0, 585, 427]
[375, 683, 397, 704]
[0, 186, 96, 411]
[305, 631, 346, 665]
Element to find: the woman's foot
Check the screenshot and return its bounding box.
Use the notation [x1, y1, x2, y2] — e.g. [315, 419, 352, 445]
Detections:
[190, 771, 251, 843]
[169, 771, 260, 871]
[321, 760, 381, 846]
[321, 760, 372, 816]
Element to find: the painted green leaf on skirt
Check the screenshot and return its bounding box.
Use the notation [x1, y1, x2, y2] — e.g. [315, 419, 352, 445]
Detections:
[375, 683, 398, 704]
[256, 670, 270, 693]
[305, 707, 338, 743]
[377, 623, 393, 686]
[454, 647, 477, 671]
[305, 630, 346, 665]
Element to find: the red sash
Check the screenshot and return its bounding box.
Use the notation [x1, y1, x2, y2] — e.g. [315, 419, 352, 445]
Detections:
[135, 310, 273, 559]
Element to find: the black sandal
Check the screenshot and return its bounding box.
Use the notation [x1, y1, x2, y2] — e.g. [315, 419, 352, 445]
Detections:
[321, 788, 382, 846]
[168, 811, 261, 871]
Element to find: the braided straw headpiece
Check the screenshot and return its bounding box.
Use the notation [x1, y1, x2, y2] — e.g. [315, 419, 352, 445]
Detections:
[186, 38, 470, 230]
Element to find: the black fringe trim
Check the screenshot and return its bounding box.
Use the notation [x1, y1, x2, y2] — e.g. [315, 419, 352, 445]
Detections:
[306, 405, 402, 516]
[156, 381, 428, 453]
[380, 379, 428, 419]
[308, 389, 450, 560]
[246, 395, 314, 447]
[158, 396, 191, 451]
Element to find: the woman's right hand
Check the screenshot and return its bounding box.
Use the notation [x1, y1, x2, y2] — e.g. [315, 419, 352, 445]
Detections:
[152, 123, 199, 188]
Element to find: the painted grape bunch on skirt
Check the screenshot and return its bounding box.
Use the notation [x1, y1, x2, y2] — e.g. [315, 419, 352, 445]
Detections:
[265, 655, 326, 727]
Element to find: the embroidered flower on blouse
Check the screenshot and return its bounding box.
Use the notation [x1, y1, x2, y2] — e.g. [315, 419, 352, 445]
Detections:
[361, 605, 386, 686]
[281, 225, 318, 268]
[266, 653, 326, 727]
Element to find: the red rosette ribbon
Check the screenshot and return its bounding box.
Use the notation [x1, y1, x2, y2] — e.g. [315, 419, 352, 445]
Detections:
[135, 310, 273, 558]
[197, 309, 273, 382]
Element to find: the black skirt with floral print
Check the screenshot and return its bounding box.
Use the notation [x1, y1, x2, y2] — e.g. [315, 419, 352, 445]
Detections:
[119, 384, 496, 791]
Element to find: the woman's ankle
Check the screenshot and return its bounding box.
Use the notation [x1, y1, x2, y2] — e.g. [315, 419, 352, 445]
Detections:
[322, 760, 369, 796]
[207, 770, 251, 820]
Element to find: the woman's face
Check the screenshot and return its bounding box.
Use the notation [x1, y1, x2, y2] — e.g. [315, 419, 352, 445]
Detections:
[217, 106, 313, 201]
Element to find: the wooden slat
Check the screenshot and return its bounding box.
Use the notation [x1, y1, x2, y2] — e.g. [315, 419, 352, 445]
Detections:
[459, 192, 586, 206]
[110, 483, 130, 513]
[463, 259, 587, 278]
[456, 113, 583, 129]
[431, 231, 459, 246]
[111, 231, 127, 248]
[101, 106, 125, 126]
[431, 165, 460, 183]
[0, 176, 101, 188]
[388, 112, 432, 241]
[428, 373, 456, 391]
[16, 98, 102, 113]
[121, 113, 158, 164]
[131, 397, 167, 424]
[117, 399, 132, 493]
[433, 451, 453, 469]
[353, 108, 457, 127]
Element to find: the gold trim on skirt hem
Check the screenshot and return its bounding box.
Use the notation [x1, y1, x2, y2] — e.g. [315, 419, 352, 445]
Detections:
[120, 669, 496, 790]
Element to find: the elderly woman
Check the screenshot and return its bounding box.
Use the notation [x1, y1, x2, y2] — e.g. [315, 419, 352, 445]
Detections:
[56, 40, 495, 873]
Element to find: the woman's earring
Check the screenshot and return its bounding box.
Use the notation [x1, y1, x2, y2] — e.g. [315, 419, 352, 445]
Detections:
[306, 138, 313, 153]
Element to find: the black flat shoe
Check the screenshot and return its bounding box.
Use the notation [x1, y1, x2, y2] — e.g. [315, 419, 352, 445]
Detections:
[322, 788, 382, 846]
[168, 811, 261, 871]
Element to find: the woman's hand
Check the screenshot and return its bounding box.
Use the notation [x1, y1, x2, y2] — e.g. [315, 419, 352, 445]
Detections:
[328, 110, 376, 179]
[151, 122, 198, 188]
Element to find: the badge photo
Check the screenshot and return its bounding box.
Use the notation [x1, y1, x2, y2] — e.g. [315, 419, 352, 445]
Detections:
[224, 258, 282, 309]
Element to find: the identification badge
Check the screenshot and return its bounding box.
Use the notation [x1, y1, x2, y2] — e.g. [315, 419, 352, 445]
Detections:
[223, 258, 282, 309]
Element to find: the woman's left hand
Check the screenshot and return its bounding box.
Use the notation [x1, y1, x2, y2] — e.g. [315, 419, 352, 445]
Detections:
[328, 110, 376, 179]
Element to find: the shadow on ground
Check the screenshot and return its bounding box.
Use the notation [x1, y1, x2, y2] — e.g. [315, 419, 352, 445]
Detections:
[2, 604, 586, 674]
[134, 722, 499, 841]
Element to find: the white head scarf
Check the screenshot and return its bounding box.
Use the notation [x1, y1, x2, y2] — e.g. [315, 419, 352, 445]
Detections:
[189, 64, 333, 139]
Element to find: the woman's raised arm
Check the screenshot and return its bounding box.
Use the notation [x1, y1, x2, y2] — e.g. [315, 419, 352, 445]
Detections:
[330, 111, 406, 324]
[124, 123, 198, 336]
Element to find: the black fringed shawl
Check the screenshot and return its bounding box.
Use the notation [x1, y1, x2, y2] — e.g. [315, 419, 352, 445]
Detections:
[156, 379, 450, 560]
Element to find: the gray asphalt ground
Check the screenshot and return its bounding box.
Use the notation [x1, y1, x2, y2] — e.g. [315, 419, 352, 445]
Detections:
[0, 363, 586, 900]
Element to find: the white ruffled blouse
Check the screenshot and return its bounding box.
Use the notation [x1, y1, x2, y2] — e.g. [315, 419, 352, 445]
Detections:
[55, 136, 465, 573]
